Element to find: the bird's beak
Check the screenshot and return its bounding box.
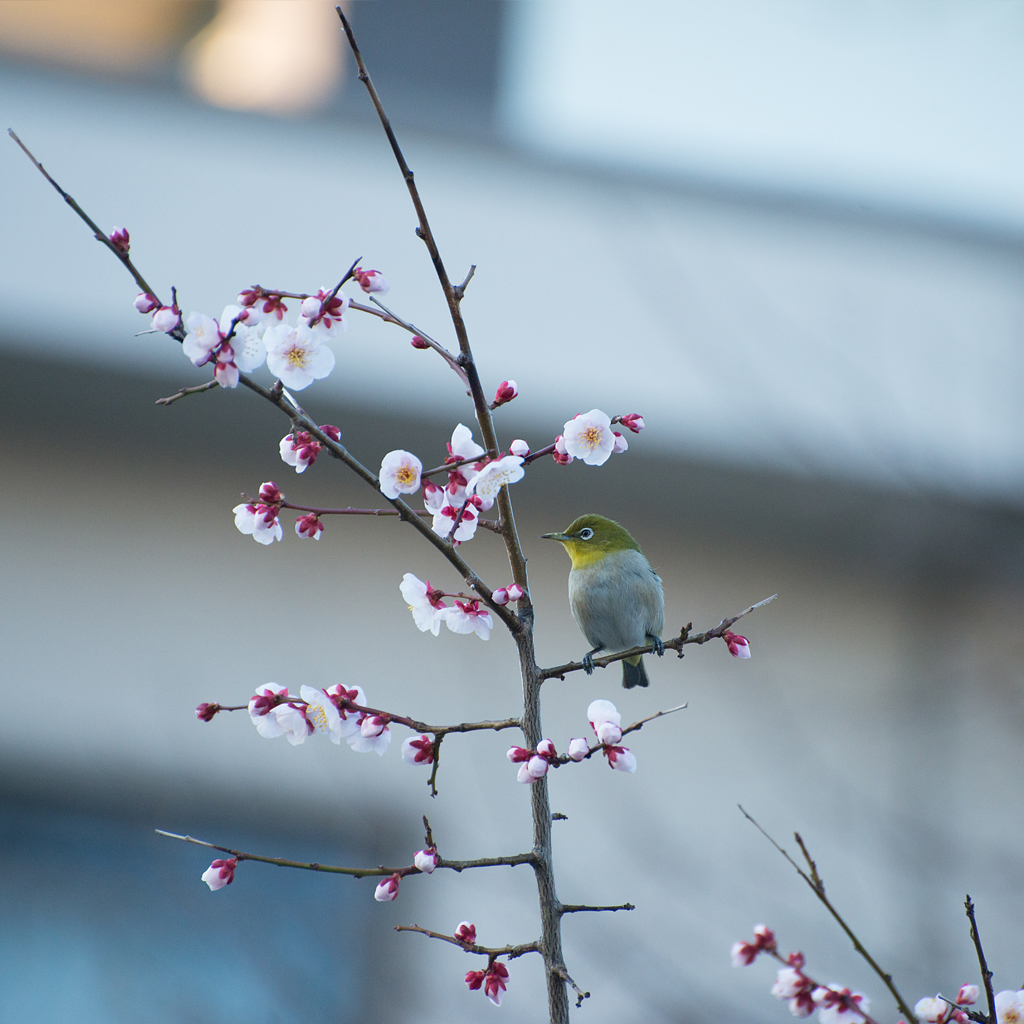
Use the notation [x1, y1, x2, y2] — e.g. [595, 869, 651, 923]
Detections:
[540, 532, 571, 542]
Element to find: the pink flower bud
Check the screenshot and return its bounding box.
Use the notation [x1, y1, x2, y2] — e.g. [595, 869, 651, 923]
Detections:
[152, 305, 180, 333]
[109, 227, 130, 253]
[567, 737, 589, 761]
[491, 588, 509, 606]
[552, 434, 573, 465]
[731, 940, 759, 967]
[360, 715, 387, 738]
[201, 857, 237, 891]
[618, 413, 645, 433]
[596, 721, 622, 745]
[410, 334, 430, 349]
[465, 969, 486, 991]
[195, 702, 220, 722]
[374, 873, 401, 902]
[414, 848, 438, 874]
[506, 584, 524, 601]
[402, 734, 434, 765]
[300, 295, 322, 318]
[507, 746, 531, 763]
[527, 754, 549, 778]
[258, 481, 282, 505]
[237, 288, 260, 308]
[483, 963, 509, 1006]
[723, 630, 751, 659]
[957, 986, 979, 1006]
[295, 514, 323, 540]
[612, 431, 628, 454]
[535, 738, 556, 759]
[509, 438, 530, 458]
[492, 380, 518, 406]
[455, 921, 477, 944]
[321, 424, 341, 442]
[134, 292, 158, 314]
[787, 952, 806, 969]
[354, 267, 390, 294]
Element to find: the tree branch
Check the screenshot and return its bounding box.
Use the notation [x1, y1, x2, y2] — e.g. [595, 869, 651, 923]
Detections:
[394, 924, 540, 960]
[965, 896, 996, 1024]
[739, 808, 918, 1024]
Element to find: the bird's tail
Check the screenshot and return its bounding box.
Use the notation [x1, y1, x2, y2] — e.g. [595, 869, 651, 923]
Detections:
[621, 655, 649, 689]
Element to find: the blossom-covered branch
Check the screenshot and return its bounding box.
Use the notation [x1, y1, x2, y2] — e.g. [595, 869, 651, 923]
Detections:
[738, 808, 918, 1024]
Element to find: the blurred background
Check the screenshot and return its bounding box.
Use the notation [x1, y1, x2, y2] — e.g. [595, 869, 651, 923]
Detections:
[2, 1, 1023, 1021]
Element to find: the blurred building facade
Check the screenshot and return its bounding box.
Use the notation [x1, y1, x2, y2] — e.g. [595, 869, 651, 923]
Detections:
[2, 3, 1023, 1022]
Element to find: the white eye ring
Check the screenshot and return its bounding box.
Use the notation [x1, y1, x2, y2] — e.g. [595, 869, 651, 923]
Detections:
[578, 527, 594, 540]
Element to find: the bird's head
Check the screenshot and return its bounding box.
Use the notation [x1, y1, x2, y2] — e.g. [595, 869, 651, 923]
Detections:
[540, 514, 642, 569]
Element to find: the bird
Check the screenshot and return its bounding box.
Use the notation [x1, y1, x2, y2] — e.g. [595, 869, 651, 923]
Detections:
[541, 514, 665, 688]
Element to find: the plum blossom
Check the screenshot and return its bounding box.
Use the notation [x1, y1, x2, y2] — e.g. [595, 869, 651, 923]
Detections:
[152, 305, 180, 333]
[552, 434, 572, 465]
[109, 227, 130, 253]
[588, 699, 621, 734]
[400, 573, 448, 635]
[567, 737, 589, 761]
[134, 292, 158, 314]
[195, 702, 220, 722]
[723, 630, 751, 659]
[444, 599, 492, 640]
[238, 288, 287, 322]
[274, 699, 314, 745]
[957, 986, 979, 1006]
[466, 963, 509, 1007]
[182, 312, 223, 367]
[353, 267, 390, 294]
[455, 922, 477, 944]
[612, 431, 628, 454]
[813, 987, 870, 1024]
[414, 848, 438, 874]
[374, 873, 401, 902]
[280, 425, 340, 474]
[583, 700, 636, 771]
[605, 746, 636, 772]
[996, 991, 1024, 1024]
[432, 504, 478, 543]
[509, 438, 530, 457]
[465, 455, 524, 510]
[380, 450, 423, 500]
[295, 514, 323, 539]
[348, 714, 391, 755]
[448, 423, 486, 462]
[299, 287, 350, 338]
[562, 409, 615, 466]
[491, 588, 510, 606]
[492, 380, 518, 406]
[506, 584, 524, 601]
[731, 924, 777, 966]
[201, 858, 237, 891]
[249, 683, 290, 739]
[772, 966, 815, 1018]
[233, 482, 283, 545]
[915, 996, 949, 1023]
[299, 685, 346, 744]
[264, 323, 335, 390]
[422, 480, 445, 512]
[402, 734, 435, 765]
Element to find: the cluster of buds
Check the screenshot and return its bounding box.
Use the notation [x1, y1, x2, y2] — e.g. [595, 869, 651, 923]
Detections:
[243, 683, 390, 755]
[913, 987, 982, 1024]
[233, 482, 284, 545]
[506, 700, 637, 783]
[466, 961, 510, 1007]
[490, 584, 524, 606]
[279, 425, 341, 474]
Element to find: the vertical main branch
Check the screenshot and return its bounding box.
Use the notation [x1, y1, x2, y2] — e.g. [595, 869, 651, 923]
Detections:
[336, 9, 566, 1019]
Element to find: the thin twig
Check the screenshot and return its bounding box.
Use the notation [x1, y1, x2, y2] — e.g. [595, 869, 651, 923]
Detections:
[555, 966, 590, 1009]
[307, 256, 360, 328]
[367, 296, 469, 387]
[394, 924, 540, 960]
[965, 896, 996, 1024]
[738, 808, 918, 1024]
[155, 380, 220, 406]
[541, 596, 777, 680]
[559, 903, 634, 914]
[453, 264, 476, 301]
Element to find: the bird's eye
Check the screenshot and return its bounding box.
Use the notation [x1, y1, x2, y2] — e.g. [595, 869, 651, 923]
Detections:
[578, 528, 594, 540]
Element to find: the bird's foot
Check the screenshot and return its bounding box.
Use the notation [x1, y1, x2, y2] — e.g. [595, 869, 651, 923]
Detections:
[649, 635, 665, 658]
[582, 653, 594, 675]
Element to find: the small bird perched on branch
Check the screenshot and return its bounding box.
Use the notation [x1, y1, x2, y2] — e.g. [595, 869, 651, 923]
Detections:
[541, 514, 664, 688]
